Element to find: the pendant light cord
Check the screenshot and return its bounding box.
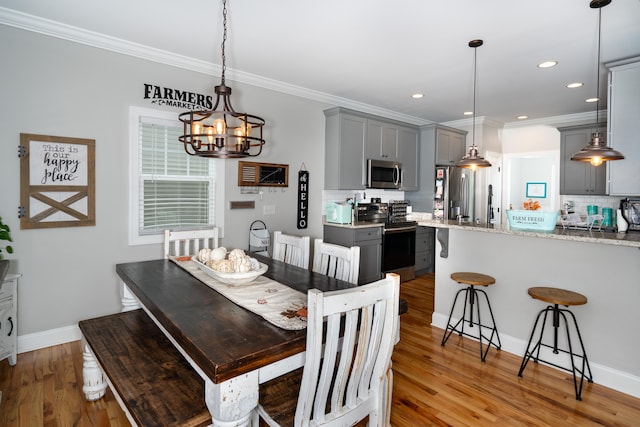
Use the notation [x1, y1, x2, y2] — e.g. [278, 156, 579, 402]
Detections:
[472, 44, 477, 148]
[595, 6, 602, 126]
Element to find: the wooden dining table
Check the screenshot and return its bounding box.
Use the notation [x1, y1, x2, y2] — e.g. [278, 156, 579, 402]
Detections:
[114, 254, 407, 426]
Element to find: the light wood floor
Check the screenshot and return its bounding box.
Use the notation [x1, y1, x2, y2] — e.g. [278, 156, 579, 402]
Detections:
[1, 274, 639, 426]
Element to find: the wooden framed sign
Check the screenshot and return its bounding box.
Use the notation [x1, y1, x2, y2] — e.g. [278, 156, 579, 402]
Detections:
[19, 133, 95, 229]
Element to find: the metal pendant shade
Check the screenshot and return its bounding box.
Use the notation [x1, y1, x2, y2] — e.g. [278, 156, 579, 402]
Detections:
[178, 0, 265, 158]
[457, 39, 491, 170]
[570, 0, 624, 167]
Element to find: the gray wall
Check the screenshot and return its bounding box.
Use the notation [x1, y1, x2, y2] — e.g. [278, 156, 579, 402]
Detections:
[0, 26, 329, 338]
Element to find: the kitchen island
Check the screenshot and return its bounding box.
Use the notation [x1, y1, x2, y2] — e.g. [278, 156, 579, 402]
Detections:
[413, 215, 640, 398]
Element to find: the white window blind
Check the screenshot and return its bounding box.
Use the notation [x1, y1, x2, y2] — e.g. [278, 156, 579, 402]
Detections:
[137, 115, 215, 235]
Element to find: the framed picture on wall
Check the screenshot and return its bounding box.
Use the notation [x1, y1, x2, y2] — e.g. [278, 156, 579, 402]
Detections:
[19, 133, 96, 229]
[525, 182, 546, 198]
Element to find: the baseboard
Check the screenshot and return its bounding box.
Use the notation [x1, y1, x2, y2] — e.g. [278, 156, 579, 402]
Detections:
[17, 325, 82, 354]
[432, 312, 640, 399]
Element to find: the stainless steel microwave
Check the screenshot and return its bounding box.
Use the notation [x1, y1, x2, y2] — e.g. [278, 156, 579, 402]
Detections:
[367, 159, 402, 189]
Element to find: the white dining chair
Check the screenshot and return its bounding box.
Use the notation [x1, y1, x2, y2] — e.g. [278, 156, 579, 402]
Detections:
[272, 231, 311, 269]
[164, 228, 219, 258]
[255, 273, 400, 427]
[312, 239, 360, 285]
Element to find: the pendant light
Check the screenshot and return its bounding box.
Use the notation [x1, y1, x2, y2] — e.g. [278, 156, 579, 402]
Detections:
[570, 0, 624, 167]
[178, 0, 265, 158]
[457, 39, 491, 171]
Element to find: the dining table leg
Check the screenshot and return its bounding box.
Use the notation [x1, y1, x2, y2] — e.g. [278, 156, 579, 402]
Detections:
[204, 371, 259, 427]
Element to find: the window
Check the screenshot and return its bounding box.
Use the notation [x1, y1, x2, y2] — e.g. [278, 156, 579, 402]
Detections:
[129, 107, 224, 245]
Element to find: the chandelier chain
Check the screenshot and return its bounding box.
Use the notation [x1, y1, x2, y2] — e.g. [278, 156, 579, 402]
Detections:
[221, 0, 228, 85]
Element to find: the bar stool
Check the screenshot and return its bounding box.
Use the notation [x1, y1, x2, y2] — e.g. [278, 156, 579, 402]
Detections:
[441, 272, 502, 362]
[517, 287, 593, 400]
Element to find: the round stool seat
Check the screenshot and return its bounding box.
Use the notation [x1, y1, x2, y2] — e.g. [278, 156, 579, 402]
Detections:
[451, 272, 495, 287]
[528, 287, 587, 306]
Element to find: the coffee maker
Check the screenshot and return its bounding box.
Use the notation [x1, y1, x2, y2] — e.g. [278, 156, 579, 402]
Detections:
[619, 198, 640, 232]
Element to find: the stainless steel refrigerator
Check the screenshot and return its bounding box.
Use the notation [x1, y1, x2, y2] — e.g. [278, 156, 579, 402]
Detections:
[434, 166, 475, 221]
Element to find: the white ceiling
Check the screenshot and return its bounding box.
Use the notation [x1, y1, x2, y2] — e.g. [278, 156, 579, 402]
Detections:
[2, 0, 639, 125]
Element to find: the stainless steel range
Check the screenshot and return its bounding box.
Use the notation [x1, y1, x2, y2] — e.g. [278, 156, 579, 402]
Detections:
[384, 200, 417, 281]
[356, 201, 417, 282]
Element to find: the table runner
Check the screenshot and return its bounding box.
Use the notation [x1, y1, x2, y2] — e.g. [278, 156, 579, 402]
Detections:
[171, 257, 308, 330]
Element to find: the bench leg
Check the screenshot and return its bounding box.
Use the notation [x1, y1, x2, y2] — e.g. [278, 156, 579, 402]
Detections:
[81, 341, 107, 401]
[205, 372, 259, 427]
[120, 283, 141, 312]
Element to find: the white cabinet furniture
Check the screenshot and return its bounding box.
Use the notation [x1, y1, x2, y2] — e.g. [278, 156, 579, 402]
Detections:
[0, 273, 20, 366]
[324, 107, 419, 191]
[607, 57, 640, 196]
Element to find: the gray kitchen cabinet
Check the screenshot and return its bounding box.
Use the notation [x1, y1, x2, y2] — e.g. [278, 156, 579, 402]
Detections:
[405, 124, 467, 211]
[559, 123, 607, 195]
[607, 57, 640, 196]
[323, 225, 382, 285]
[324, 107, 419, 191]
[324, 108, 367, 190]
[435, 126, 466, 165]
[397, 127, 419, 191]
[366, 119, 398, 160]
[415, 226, 435, 274]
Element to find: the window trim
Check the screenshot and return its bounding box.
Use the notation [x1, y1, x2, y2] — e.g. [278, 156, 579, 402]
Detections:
[128, 106, 225, 246]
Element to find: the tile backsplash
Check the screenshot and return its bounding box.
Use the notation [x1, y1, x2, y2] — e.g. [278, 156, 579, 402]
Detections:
[560, 195, 624, 215]
[322, 189, 405, 215]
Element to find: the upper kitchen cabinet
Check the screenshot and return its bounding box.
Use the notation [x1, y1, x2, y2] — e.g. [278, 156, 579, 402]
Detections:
[434, 126, 466, 165]
[324, 107, 419, 190]
[366, 120, 398, 160]
[559, 123, 607, 195]
[607, 57, 640, 196]
[324, 108, 367, 190]
[405, 124, 467, 210]
[397, 127, 419, 191]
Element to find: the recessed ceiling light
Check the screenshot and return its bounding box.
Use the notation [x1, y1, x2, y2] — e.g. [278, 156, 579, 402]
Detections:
[463, 111, 473, 116]
[585, 97, 599, 103]
[517, 115, 529, 120]
[538, 61, 558, 68]
[567, 82, 584, 88]
[411, 93, 424, 99]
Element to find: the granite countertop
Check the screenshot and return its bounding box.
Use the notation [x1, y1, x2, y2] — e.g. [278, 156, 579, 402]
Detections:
[410, 213, 640, 248]
[322, 219, 384, 229]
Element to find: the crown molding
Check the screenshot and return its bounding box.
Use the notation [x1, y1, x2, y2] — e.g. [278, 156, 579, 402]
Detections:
[0, 6, 429, 126]
[502, 110, 606, 129]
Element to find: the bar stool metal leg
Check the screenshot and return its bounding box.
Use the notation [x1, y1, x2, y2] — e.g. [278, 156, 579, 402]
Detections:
[518, 303, 593, 400]
[441, 285, 501, 362]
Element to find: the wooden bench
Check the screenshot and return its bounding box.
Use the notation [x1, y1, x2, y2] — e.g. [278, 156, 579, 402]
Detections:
[79, 309, 211, 427]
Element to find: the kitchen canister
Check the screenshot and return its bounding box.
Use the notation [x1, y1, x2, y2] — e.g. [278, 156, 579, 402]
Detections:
[587, 205, 598, 215]
[602, 207, 613, 227]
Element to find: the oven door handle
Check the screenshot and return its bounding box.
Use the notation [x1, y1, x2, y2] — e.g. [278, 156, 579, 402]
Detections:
[383, 226, 417, 234]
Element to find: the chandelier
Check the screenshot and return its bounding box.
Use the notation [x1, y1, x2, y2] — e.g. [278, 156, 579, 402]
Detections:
[570, 0, 623, 166]
[178, 0, 265, 158]
[456, 39, 491, 170]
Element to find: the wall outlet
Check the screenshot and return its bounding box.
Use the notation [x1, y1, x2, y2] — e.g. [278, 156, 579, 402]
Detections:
[263, 205, 276, 215]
